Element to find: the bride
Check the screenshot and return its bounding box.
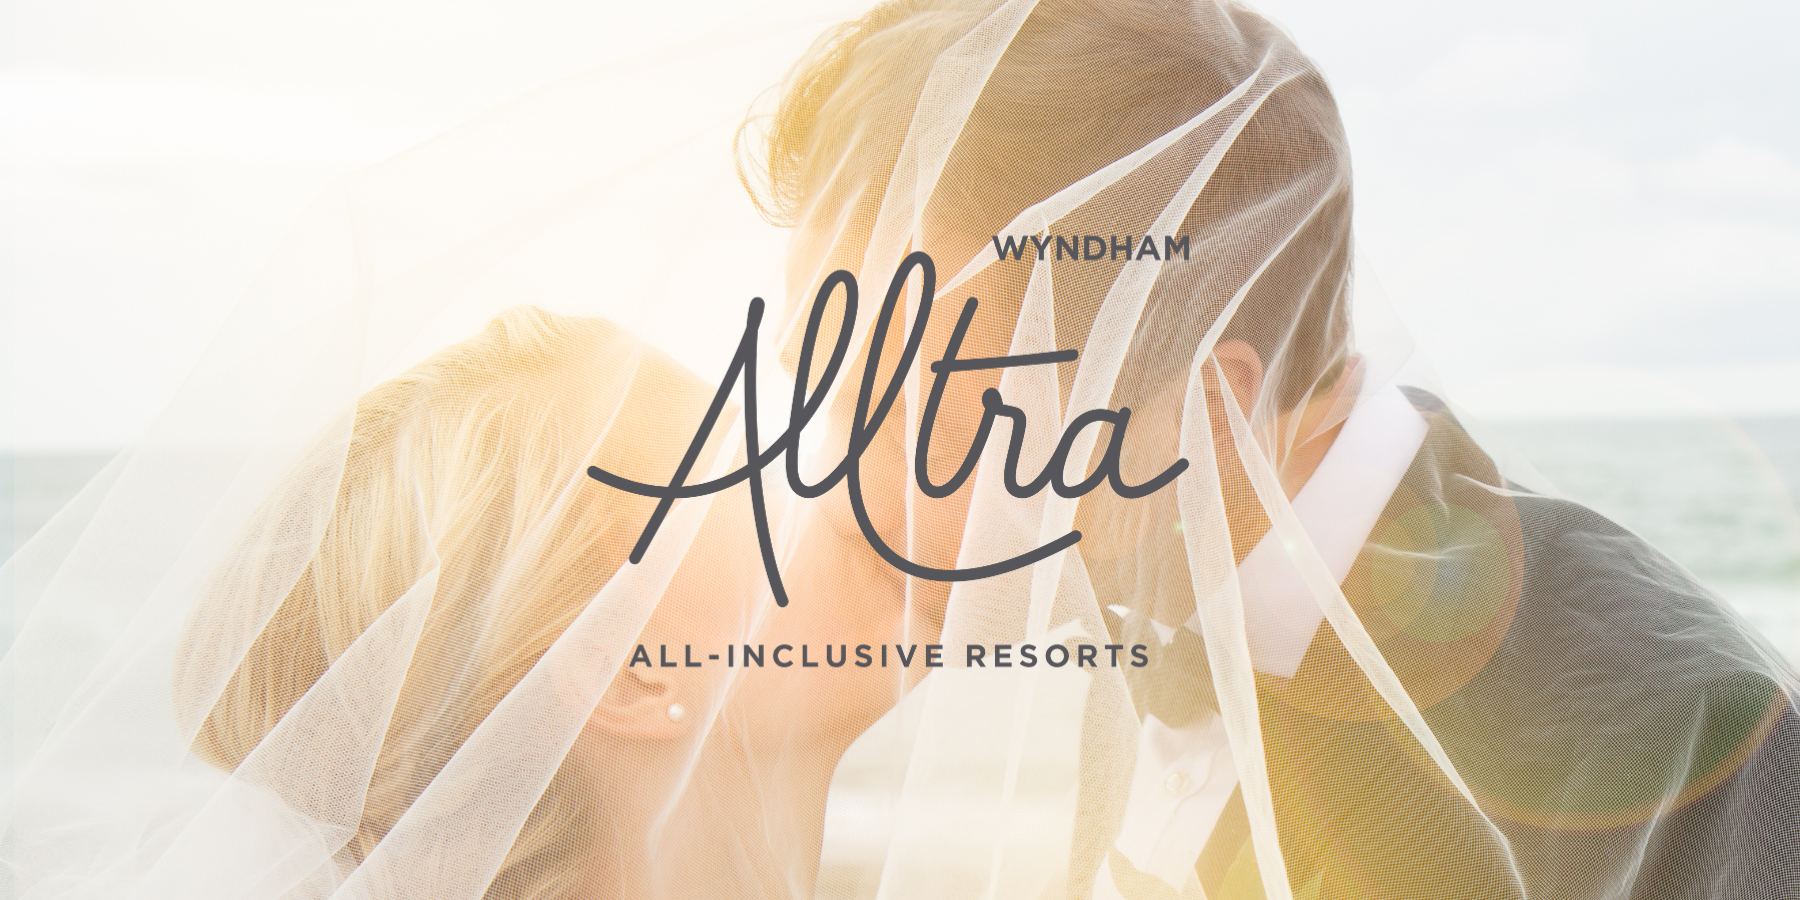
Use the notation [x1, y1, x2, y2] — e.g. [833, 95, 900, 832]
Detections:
[4, 0, 1795, 898]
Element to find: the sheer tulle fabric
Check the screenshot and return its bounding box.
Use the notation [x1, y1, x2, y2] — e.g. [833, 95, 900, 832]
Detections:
[4, 1, 1795, 899]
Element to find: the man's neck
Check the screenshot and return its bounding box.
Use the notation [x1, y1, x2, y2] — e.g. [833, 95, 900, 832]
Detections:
[1276, 357, 1363, 499]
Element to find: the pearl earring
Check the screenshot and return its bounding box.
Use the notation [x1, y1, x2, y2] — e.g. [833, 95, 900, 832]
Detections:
[666, 703, 686, 723]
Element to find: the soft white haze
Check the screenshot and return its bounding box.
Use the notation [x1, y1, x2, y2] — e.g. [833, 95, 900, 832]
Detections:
[4, 0, 1797, 450]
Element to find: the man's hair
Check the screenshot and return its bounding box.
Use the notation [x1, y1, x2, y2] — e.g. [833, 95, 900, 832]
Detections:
[738, 0, 1353, 412]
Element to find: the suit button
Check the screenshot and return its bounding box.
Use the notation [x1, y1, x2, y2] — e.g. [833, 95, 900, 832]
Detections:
[1163, 772, 1190, 796]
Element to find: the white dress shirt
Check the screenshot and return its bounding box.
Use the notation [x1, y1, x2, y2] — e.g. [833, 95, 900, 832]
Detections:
[1095, 383, 1429, 897]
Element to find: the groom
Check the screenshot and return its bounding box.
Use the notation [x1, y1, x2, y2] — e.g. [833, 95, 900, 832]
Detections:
[1084, 362, 1800, 900]
[748, 0, 1800, 897]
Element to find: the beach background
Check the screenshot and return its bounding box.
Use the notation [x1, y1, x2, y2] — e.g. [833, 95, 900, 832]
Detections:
[1499, 416, 1800, 660]
[9, 418, 1798, 663]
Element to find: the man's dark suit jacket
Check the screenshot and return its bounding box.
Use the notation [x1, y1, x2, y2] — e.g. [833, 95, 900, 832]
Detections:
[1088, 390, 1799, 900]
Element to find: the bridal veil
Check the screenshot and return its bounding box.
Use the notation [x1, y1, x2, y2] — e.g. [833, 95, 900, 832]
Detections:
[4, 1, 1795, 898]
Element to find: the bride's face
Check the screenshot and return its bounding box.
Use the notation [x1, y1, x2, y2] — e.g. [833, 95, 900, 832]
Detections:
[625, 467, 912, 756]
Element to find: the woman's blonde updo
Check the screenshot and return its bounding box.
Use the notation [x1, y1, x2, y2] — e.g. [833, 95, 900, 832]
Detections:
[175, 306, 711, 899]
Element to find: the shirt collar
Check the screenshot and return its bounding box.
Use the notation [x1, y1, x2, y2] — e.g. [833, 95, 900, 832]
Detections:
[1181, 381, 1429, 678]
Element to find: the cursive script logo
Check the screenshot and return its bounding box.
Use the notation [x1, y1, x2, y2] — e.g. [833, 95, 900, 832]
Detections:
[587, 251, 1188, 607]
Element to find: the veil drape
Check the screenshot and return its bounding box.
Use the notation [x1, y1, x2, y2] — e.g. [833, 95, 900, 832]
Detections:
[4, 1, 1796, 898]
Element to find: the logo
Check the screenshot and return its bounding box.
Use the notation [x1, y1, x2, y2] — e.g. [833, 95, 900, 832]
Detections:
[588, 252, 1188, 607]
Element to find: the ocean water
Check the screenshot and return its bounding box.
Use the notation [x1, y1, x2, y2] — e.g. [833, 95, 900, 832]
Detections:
[7, 419, 1800, 661]
[3, 451, 115, 558]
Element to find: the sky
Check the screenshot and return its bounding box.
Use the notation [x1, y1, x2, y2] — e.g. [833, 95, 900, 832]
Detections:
[3, 0, 1798, 450]
[1256, 0, 1800, 420]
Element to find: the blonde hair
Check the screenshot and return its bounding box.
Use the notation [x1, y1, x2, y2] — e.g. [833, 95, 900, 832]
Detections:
[741, 0, 1353, 411]
[177, 306, 708, 899]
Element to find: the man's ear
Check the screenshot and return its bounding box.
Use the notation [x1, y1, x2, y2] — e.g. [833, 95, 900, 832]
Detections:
[1212, 339, 1263, 417]
[591, 664, 689, 740]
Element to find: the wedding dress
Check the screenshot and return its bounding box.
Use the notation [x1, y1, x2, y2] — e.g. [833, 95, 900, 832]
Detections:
[3, 1, 1794, 898]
